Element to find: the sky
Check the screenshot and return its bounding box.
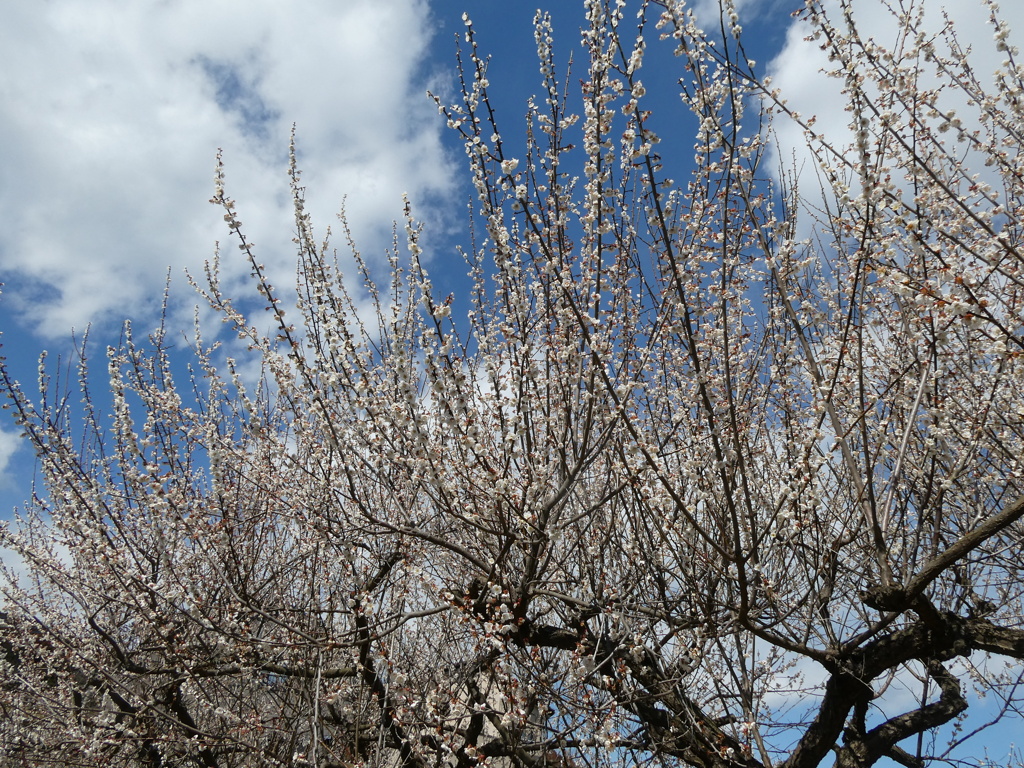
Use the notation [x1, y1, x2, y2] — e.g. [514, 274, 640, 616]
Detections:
[1, 0, 1023, 762]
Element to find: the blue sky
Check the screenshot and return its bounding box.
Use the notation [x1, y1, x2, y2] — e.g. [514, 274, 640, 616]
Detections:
[2, 1, 1023, 763]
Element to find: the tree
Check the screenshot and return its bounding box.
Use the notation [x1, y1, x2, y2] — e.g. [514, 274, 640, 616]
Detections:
[3, 0, 1024, 766]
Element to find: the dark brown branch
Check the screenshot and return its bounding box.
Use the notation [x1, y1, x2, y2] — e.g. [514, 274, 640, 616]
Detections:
[834, 661, 966, 768]
[780, 666, 873, 768]
[783, 612, 1024, 768]
[162, 682, 220, 768]
[965, 616, 1024, 657]
[863, 495, 1024, 613]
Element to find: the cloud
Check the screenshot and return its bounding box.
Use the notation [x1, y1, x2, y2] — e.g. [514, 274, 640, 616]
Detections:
[0, 428, 17, 487]
[0, 0, 456, 338]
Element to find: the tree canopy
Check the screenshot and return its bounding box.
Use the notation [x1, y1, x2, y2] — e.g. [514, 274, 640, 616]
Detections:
[3, 1, 1024, 766]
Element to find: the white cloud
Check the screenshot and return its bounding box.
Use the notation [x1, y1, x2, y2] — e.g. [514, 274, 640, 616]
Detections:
[0, 0, 456, 338]
[0, 428, 18, 487]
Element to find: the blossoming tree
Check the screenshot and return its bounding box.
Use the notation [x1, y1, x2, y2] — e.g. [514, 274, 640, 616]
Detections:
[3, 0, 1024, 766]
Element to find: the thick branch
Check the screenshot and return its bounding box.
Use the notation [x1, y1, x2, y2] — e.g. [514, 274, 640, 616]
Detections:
[966, 617, 1024, 657]
[780, 667, 873, 768]
[864, 495, 1024, 613]
[834, 661, 966, 768]
[783, 612, 1024, 768]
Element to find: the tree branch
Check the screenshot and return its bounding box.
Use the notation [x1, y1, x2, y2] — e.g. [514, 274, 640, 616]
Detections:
[834, 661, 966, 768]
[863, 495, 1024, 613]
